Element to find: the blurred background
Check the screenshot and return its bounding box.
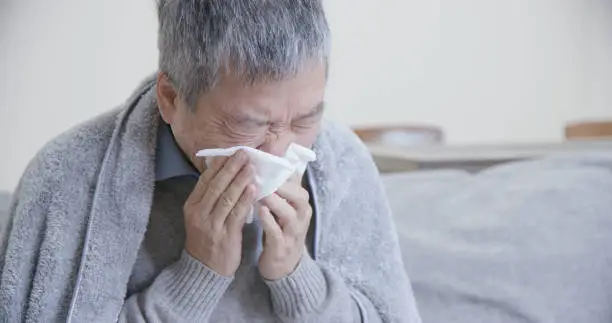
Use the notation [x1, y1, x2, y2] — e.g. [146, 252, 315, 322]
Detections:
[1, 0, 611, 191]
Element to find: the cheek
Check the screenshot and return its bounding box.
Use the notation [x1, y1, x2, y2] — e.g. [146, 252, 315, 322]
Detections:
[171, 118, 202, 154]
[173, 112, 222, 151]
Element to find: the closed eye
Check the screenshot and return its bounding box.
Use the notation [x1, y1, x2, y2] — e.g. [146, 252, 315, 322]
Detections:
[292, 118, 320, 129]
[237, 116, 269, 129]
[291, 102, 324, 129]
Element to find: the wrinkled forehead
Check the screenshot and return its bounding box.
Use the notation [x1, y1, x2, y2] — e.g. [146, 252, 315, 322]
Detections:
[198, 62, 327, 116]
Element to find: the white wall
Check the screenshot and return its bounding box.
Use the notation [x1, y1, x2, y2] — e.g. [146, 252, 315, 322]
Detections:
[0, 0, 159, 191]
[324, 0, 612, 142]
[1, 0, 611, 191]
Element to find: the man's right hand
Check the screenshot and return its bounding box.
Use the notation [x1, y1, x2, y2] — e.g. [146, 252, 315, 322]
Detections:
[183, 150, 257, 277]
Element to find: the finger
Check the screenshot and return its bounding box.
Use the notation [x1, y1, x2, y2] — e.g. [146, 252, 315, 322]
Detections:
[200, 156, 228, 184]
[187, 156, 228, 204]
[258, 205, 283, 246]
[274, 183, 312, 224]
[210, 163, 255, 227]
[226, 184, 257, 231]
[200, 151, 249, 217]
[275, 183, 310, 211]
[261, 194, 298, 232]
[185, 174, 209, 207]
[205, 156, 230, 171]
[208, 158, 254, 227]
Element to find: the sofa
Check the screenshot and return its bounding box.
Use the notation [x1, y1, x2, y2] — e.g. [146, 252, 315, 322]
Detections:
[384, 152, 612, 323]
[1, 152, 612, 322]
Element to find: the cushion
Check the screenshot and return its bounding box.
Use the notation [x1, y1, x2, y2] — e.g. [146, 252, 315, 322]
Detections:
[383, 153, 612, 323]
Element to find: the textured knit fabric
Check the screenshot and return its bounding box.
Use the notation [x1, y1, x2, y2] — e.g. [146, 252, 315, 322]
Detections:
[127, 177, 270, 322]
[0, 75, 421, 323]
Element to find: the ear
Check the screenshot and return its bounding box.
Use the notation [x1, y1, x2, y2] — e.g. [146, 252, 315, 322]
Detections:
[156, 72, 180, 124]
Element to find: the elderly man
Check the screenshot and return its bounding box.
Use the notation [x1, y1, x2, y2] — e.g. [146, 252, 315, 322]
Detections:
[0, 1, 421, 322]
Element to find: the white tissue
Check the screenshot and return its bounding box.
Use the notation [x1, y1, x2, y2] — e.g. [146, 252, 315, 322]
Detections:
[195, 143, 316, 223]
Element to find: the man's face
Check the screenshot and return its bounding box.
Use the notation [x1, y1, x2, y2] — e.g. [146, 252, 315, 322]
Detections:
[157, 63, 326, 172]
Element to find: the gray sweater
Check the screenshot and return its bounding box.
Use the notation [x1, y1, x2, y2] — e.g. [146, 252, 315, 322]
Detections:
[0, 76, 421, 322]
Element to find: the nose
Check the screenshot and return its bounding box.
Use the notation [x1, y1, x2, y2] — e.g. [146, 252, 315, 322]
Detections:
[258, 133, 295, 157]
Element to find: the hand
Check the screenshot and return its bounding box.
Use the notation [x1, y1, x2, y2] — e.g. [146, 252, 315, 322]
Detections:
[183, 151, 257, 277]
[258, 175, 312, 281]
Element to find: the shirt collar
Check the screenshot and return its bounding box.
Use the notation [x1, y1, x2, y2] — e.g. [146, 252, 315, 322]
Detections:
[155, 120, 199, 181]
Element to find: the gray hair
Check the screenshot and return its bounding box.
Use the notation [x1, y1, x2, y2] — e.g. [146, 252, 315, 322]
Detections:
[156, 0, 331, 107]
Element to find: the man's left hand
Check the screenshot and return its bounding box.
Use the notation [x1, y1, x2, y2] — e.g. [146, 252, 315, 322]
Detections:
[258, 175, 312, 281]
